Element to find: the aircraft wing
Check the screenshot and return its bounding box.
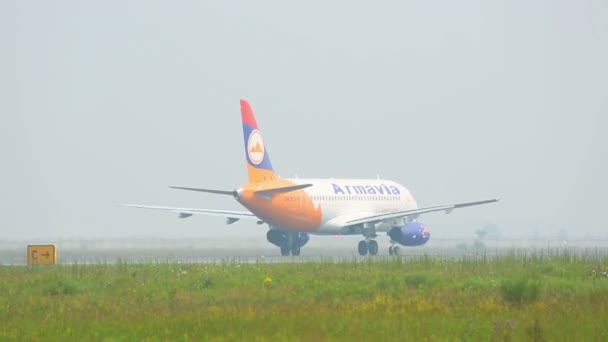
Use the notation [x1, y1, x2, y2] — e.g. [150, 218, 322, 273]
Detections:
[345, 198, 499, 226]
[121, 204, 257, 222]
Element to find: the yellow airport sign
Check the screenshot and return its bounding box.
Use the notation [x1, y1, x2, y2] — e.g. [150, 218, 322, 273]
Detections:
[27, 245, 57, 265]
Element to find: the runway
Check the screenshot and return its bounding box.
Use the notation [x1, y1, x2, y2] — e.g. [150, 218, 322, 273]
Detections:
[2, 237, 608, 265]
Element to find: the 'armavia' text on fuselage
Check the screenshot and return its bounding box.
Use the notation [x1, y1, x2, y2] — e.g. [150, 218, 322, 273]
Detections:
[332, 183, 401, 195]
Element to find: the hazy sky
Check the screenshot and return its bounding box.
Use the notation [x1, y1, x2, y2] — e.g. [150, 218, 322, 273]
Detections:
[2, 1, 607, 240]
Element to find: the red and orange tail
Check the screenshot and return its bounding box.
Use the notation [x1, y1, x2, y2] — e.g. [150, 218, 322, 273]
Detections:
[241, 99, 278, 183]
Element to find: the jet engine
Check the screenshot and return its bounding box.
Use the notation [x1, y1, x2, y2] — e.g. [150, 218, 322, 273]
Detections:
[388, 222, 431, 246]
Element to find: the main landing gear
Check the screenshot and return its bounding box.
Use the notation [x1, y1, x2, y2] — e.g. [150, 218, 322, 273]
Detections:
[280, 240, 301, 256]
[358, 225, 379, 256]
[267, 229, 309, 256]
[357, 239, 379, 256]
[357, 239, 401, 256]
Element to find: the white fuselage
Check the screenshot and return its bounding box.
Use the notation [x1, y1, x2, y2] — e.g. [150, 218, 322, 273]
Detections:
[287, 178, 418, 235]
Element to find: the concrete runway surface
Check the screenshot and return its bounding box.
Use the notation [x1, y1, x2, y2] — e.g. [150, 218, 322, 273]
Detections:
[2, 236, 608, 265]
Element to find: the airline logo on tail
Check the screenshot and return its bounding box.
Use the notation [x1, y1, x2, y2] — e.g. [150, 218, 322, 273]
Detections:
[247, 129, 265, 165]
[241, 99, 276, 183]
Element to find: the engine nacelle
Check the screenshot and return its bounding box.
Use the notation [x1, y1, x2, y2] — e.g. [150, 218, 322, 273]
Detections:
[297, 233, 310, 247]
[266, 230, 309, 248]
[266, 229, 286, 247]
[388, 222, 431, 246]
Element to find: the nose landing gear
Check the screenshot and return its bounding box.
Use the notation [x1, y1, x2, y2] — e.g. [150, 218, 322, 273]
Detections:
[388, 243, 400, 256]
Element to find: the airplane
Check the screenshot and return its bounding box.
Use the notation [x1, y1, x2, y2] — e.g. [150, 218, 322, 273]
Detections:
[123, 99, 499, 256]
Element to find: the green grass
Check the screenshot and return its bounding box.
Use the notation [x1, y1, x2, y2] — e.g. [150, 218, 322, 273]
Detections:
[1, 250, 608, 340]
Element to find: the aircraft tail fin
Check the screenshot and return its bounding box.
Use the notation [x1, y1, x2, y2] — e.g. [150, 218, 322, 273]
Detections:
[241, 99, 277, 183]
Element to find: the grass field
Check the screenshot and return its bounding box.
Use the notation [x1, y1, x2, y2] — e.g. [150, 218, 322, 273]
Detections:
[1, 250, 608, 341]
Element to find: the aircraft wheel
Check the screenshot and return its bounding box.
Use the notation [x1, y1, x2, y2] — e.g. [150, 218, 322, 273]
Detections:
[290, 245, 301, 256]
[358, 240, 369, 256]
[388, 246, 395, 256]
[393, 246, 400, 256]
[280, 246, 290, 256]
[368, 240, 379, 255]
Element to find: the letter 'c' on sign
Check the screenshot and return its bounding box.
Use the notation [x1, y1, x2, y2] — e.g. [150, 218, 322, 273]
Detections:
[27, 245, 57, 265]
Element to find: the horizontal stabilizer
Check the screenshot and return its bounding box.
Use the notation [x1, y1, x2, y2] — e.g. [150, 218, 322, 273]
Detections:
[121, 204, 257, 222]
[170, 186, 235, 196]
[254, 184, 313, 199]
